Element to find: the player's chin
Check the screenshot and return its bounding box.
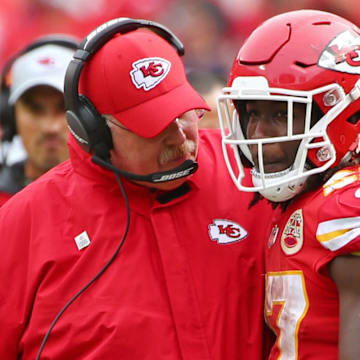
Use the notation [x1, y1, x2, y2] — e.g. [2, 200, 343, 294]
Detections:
[253, 159, 292, 174]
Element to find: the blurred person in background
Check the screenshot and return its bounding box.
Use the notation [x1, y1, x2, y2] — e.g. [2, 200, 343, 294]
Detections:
[0, 35, 78, 206]
[2, 0, 360, 78]
[0, 0, 171, 69]
[157, 0, 232, 78]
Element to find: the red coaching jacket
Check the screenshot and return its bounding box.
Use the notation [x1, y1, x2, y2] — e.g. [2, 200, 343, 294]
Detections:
[0, 129, 273, 359]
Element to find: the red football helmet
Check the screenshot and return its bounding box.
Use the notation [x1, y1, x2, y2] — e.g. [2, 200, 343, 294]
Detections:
[217, 9, 360, 201]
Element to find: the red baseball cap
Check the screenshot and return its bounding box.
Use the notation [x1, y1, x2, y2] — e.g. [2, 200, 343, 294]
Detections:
[79, 29, 210, 138]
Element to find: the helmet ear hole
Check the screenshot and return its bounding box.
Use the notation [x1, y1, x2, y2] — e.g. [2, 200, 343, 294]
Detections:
[347, 110, 360, 125]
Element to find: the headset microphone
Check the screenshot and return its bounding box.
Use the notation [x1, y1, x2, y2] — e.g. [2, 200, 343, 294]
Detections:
[92, 155, 198, 183]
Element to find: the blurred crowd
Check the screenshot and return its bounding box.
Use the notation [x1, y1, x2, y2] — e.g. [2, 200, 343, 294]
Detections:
[2, 0, 360, 74]
[0, 0, 359, 127]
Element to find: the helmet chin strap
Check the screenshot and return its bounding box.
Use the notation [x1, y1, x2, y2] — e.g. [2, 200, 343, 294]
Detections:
[251, 165, 308, 202]
[92, 155, 198, 183]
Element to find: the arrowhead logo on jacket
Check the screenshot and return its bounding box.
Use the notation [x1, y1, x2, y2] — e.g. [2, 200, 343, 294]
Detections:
[130, 57, 171, 91]
[209, 219, 248, 244]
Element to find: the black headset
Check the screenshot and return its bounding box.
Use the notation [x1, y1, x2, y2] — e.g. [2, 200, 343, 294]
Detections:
[64, 17, 198, 184]
[0, 34, 79, 142]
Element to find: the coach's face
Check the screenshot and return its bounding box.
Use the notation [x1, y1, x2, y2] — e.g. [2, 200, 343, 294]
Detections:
[106, 110, 199, 191]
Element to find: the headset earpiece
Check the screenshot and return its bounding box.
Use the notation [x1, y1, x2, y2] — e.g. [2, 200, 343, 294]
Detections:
[0, 60, 16, 142]
[0, 35, 79, 143]
[66, 95, 113, 160]
[0, 90, 15, 142]
[64, 17, 185, 160]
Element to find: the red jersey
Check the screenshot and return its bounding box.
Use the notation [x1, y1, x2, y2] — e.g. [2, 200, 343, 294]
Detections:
[265, 166, 360, 359]
[0, 130, 273, 360]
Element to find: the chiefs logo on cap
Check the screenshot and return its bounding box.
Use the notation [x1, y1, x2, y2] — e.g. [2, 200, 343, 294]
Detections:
[130, 57, 171, 91]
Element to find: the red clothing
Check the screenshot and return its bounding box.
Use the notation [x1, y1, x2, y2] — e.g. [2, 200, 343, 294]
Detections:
[0, 191, 11, 206]
[265, 166, 360, 360]
[0, 129, 273, 359]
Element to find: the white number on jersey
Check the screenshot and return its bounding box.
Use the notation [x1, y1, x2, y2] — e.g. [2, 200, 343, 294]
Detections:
[265, 271, 309, 360]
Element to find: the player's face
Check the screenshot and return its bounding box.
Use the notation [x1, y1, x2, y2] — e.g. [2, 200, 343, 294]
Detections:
[108, 110, 200, 191]
[15, 85, 69, 179]
[244, 100, 306, 173]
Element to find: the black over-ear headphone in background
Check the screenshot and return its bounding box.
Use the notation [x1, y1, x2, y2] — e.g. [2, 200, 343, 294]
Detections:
[64, 17, 198, 183]
[0, 34, 79, 142]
